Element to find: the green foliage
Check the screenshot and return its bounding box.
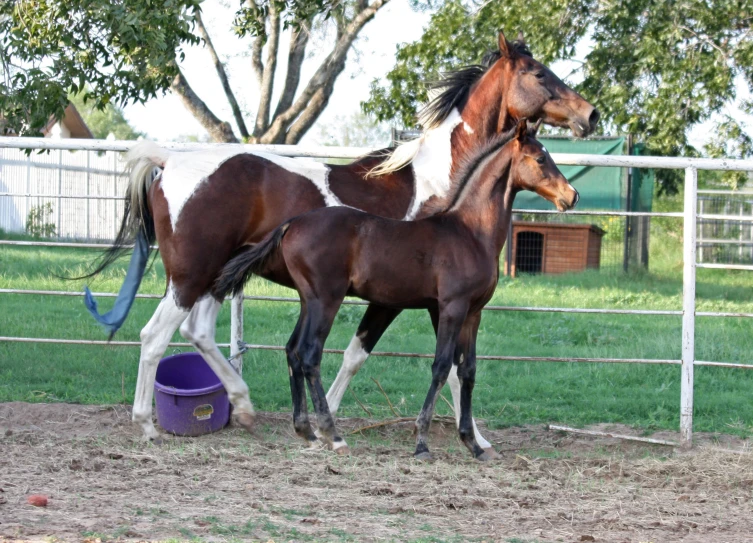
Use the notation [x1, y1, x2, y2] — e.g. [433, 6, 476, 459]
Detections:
[0, 0, 201, 136]
[363, 0, 753, 193]
[68, 91, 144, 140]
[25, 202, 55, 238]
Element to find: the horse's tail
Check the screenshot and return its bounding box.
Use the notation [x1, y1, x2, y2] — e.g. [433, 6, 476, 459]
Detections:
[82, 141, 171, 338]
[213, 222, 291, 299]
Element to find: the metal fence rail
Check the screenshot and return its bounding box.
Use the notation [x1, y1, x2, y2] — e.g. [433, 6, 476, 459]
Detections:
[2, 137, 753, 447]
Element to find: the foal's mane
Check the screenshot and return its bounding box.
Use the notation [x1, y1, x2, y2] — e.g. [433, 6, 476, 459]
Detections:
[419, 41, 533, 130]
[367, 39, 532, 178]
[442, 126, 518, 212]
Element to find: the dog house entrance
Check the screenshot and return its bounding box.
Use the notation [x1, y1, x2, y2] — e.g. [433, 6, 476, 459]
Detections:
[515, 231, 544, 273]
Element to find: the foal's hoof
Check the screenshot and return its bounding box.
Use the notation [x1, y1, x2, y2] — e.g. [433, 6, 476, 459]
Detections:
[233, 411, 256, 433]
[334, 445, 351, 456]
[414, 451, 433, 462]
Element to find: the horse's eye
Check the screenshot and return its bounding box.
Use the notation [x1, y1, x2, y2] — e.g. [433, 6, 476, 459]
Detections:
[536, 156, 546, 165]
[535, 72, 546, 80]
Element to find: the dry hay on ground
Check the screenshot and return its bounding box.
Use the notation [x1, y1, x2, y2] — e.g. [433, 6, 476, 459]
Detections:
[0, 402, 752, 542]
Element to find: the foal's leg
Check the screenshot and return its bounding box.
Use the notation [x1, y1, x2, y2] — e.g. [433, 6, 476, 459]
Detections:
[285, 308, 318, 447]
[414, 302, 468, 460]
[132, 286, 190, 440]
[430, 309, 495, 454]
[298, 298, 349, 454]
[326, 304, 402, 414]
[453, 311, 490, 460]
[179, 296, 256, 431]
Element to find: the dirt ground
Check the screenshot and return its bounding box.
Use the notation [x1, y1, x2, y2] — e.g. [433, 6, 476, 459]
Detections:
[1, 402, 752, 543]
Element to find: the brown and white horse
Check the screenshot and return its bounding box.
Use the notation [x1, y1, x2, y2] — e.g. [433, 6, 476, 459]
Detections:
[86, 33, 598, 446]
[212, 120, 577, 460]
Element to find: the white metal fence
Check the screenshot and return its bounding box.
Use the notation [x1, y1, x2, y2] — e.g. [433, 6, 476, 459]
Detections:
[1, 136, 753, 448]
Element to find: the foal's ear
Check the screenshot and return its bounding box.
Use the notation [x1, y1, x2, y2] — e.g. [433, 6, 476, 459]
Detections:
[529, 118, 543, 137]
[516, 30, 526, 45]
[515, 119, 528, 142]
[498, 30, 510, 57]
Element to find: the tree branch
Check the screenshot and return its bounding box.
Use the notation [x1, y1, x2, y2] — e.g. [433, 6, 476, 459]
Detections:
[285, 59, 344, 144]
[253, 3, 280, 137]
[260, 0, 391, 143]
[195, 11, 249, 139]
[249, 0, 264, 87]
[272, 20, 311, 120]
[171, 69, 238, 143]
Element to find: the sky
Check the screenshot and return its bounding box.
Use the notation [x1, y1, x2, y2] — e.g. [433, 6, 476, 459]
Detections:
[121, 0, 751, 151]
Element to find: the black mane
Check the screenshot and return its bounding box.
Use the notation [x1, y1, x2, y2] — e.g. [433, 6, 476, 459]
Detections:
[443, 126, 518, 212]
[419, 40, 533, 129]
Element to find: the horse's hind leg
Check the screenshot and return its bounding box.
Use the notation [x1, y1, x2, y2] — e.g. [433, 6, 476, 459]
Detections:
[298, 298, 349, 454]
[326, 304, 402, 414]
[179, 296, 256, 431]
[286, 307, 318, 447]
[132, 287, 190, 440]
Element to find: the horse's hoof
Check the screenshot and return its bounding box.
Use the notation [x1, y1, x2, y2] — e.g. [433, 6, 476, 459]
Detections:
[481, 447, 500, 460]
[476, 451, 493, 462]
[233, 411, 256, 433]
[332, 443, 350, 456]
[414, 451, 433, 461]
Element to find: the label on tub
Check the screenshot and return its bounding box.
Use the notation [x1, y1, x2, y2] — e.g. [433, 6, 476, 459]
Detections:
[193, 404, 214, 421]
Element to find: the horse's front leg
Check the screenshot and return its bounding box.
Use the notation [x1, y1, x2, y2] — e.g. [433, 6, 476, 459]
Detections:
[414, 301, 468, 460]
[454, 311, 490, 461]
[326, 304, 402, 414]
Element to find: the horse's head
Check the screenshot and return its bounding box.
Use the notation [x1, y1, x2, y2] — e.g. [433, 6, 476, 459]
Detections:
[486, 32, 599, 138]
[510, 120, 578, 211]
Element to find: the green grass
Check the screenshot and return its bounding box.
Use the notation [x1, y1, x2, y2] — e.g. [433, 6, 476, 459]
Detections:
[1, 214, 753, 437]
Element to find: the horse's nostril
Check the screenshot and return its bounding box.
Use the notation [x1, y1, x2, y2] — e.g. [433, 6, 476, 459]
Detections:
[589, 108, 600, 127]
[573, 190, 580, 207]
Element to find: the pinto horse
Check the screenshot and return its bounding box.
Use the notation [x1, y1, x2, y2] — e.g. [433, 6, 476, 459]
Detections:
[213, 120, 577, 460]
[84, 32, 598, 446]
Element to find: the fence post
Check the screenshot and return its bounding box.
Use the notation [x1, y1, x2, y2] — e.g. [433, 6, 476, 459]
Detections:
[230, 291, 244, 374]
[680, 166, 697, 447]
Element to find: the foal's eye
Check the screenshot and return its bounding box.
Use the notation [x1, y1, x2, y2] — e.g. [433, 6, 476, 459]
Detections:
[535, 72, 546, 80]
[536, 156, 546, 165]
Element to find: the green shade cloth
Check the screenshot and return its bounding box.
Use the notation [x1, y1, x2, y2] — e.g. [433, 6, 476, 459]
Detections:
[514, 137, 639, 211]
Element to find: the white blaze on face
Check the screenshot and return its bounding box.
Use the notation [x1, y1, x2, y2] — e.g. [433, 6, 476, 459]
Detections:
[160, 149, 339, 230]
[404, 108, 464, 220]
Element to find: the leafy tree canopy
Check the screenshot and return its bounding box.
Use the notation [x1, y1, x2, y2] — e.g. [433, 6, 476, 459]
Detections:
[363, 0, 753, 192]
[0, 0, 200, 136]
[68, 91, 144, 140]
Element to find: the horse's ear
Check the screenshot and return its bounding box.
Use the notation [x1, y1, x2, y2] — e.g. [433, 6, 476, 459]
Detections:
[517, 30, 526, 45]
[516, 119, 528, 142]
[529, 118, 542, 137]
[498, 30, 510, 57]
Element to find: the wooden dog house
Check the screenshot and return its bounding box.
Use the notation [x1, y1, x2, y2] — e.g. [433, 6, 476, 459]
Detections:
[507, 221, 605, 276]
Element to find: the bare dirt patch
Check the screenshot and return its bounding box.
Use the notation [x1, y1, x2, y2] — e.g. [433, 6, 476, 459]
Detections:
[1, 402, 752, 542]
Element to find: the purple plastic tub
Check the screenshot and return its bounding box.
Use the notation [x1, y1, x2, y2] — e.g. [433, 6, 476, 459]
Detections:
[154, 352, 230, 436]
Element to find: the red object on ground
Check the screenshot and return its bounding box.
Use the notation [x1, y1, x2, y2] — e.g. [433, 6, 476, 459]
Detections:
[26, 494, 48, 507]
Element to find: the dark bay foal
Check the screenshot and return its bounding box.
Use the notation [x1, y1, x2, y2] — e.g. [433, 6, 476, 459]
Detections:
[213, 120, 578, 460]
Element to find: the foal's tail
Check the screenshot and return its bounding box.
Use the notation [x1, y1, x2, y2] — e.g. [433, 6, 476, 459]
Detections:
[81, 141, 171, 338]
[213, 222, 291, 299]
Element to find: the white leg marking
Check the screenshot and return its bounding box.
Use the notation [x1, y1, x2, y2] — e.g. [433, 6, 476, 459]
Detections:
[326, 335, 369, 414]
[132, 289, 189, 439]
[447, 365, 493, 450]
[179, 297, 255, 417]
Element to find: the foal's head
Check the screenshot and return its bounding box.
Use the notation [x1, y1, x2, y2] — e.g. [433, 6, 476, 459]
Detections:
[510, 120, 579, 212]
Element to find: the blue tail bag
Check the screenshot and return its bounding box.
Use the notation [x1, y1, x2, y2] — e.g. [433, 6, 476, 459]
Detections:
[84, 230, 149, 340]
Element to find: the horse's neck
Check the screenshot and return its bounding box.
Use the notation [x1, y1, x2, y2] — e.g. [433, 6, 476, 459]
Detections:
[410, 67, 512, 220]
